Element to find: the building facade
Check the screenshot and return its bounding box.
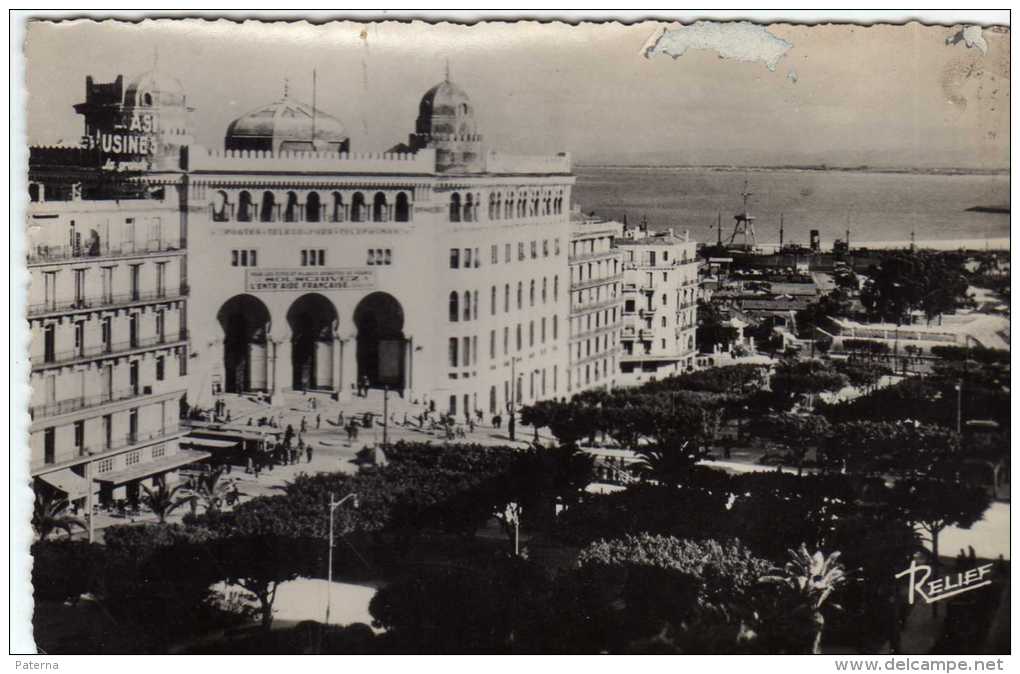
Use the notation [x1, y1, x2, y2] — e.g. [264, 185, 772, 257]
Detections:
[26, 65, 701, 505]
[182, 77, 574, 420]
[566, 215, 624, 394]
[616, 225, 699, 385]
[26, 161, 201, 506]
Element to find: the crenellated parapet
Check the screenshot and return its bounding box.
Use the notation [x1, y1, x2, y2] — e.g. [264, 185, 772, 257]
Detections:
[186, 145, 437, 174]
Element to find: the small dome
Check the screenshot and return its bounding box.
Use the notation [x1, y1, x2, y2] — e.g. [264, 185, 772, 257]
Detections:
[225, 95, 349, 154]
[419, 80, 473, 119]
[409, 74, 484, 173]
[124, 69, 186, 108]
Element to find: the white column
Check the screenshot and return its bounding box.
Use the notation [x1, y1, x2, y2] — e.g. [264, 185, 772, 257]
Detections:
[340, 338, 357, 400]
[332, 336, 343, 397]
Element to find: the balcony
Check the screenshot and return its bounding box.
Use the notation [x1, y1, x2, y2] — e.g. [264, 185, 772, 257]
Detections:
[570, 272, 624, 292]
[639, 308, 656, 318]
[27, 285, 189, 319]
[27, 240, 186, 266]
[33, 330, 189, 372]
[639, 329, 655, 340]
[571, 296, 624, 314]
[31, 426, 185, 477]
[30, 386, 156, 421]
[568, 248, 619, 264]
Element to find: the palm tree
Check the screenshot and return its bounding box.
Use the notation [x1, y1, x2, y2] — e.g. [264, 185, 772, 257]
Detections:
[140, 480, 190, 523]
[194, 466, 231, 513]
[32, 489, 85, 540]
[760, 545, 847, 654]
[633, 440, 710, 488]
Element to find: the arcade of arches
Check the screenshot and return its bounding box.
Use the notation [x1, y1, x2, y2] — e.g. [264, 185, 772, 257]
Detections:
[215, 292, 410, 397]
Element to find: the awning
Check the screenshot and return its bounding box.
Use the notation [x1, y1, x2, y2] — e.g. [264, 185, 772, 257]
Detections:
[181, 437, 239, 450]
[190, 429, 278, 442]
[36, 468, 92, 501]
[94, 449, 211, 486]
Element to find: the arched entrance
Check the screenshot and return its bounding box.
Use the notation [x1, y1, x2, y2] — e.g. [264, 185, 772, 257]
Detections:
[287, 293, 338, 391]
[354, 292, 406, 390]
[217, 294, 271, 393]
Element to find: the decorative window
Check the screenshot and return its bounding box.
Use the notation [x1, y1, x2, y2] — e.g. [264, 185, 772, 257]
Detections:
[448, 338, 458, 367]
[125, 451, 140, 467]
[152, 444, 166, 459]
[368, 248, 393, 265]
[97, 458, 114, 473]
[449, 292, 459, 322]
[301, 249, 325, 266]
[450, 248, 460, 269]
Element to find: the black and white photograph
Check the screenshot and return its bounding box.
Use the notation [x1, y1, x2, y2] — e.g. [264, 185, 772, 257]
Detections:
[10, 10, 1011, 661]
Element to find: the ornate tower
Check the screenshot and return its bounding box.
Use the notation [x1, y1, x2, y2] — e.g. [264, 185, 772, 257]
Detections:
[408, 69, 484, 173]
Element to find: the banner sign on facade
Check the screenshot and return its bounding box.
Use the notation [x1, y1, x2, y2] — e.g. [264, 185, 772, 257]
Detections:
[245, 268, 376, 292]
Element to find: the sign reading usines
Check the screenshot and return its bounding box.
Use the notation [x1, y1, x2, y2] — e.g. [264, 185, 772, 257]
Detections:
[245, 268, 376, 292]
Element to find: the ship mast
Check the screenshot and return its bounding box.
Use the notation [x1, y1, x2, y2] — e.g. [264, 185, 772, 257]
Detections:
[727, 178, 758, 248]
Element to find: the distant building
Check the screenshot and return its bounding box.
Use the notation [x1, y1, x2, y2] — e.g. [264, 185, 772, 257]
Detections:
[818, 312, 1010, 355]
[566, 216, 624, 393]
[616, 224, 699, 384]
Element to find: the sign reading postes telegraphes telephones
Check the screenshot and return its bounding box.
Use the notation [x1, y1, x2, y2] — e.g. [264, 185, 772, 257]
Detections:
[244, 269, 377, 292]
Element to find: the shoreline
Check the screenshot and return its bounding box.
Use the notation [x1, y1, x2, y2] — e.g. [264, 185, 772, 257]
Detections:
[710, 237, 1010, 252]
[575, 164, 1010, 177]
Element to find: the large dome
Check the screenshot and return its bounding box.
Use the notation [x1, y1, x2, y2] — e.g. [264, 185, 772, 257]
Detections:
[124, 68, 187, 108]
[225, 94, 349, 154]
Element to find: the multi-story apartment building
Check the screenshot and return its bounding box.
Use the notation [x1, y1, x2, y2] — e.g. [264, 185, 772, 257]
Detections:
[25, 186, 200, 507]
[566, 215, 624, 394]
[616, 224, 699, 385]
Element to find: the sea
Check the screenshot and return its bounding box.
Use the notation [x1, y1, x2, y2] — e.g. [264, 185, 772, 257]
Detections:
[572, 166, 1010, 250]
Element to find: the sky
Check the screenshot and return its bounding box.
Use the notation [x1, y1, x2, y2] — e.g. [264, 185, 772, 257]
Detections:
[23, 19, 1010, 169]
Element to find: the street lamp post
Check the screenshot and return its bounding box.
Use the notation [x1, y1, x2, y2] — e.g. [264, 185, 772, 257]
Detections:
[955, 379, 963, 437]
[325, 492, 358, 626]
[503, 502, 521, 556]
[382, 385, 389, 449]
[508, 357, 520, 441]
[86, 458, 94, 543]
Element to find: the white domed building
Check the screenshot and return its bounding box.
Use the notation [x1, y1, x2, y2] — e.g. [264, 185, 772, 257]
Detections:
[182, 73, 576, 417]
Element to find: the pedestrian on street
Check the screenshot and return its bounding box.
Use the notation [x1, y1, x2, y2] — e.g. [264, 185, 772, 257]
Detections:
[306, 444, 313, 463]
[316, 414, 321, 429]
[300, 416, 307, 434]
